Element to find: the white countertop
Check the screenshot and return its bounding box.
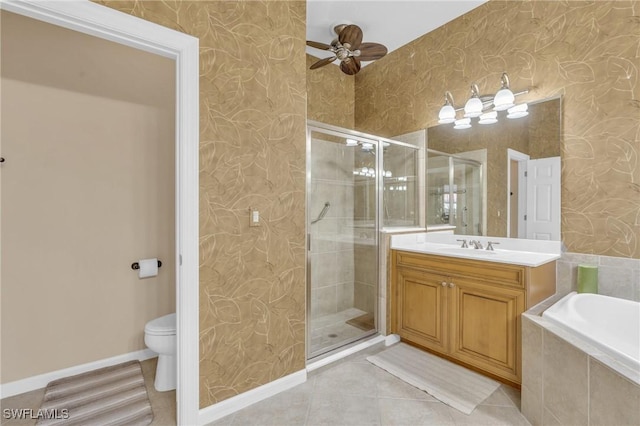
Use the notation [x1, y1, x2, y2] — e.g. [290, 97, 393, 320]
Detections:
[391, 233, 561, 267]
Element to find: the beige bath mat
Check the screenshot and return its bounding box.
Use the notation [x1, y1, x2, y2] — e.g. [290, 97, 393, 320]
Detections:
[367, 343, 500, 414]
[37, 360, 153, 426]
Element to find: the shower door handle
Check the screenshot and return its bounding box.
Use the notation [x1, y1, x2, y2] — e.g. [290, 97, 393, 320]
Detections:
[307, 233, 311, 251]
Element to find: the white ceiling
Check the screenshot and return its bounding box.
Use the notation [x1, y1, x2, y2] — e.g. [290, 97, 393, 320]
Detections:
[306, 0, 487, 67]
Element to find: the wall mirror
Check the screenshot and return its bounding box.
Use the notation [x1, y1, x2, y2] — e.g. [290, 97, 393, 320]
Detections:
[426, 96, 562, 240]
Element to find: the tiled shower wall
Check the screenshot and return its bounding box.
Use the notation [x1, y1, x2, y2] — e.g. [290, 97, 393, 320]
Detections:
[354, 243, 376, 315]
[309, 138, 355, 318]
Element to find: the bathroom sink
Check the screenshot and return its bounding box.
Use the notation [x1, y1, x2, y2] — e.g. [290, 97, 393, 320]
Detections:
[391, 238, 561, 267]
[439, 247, 498, 257]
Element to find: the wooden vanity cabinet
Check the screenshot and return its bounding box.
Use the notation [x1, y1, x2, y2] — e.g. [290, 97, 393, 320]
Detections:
[396, 268, 449, 353]
[392, 250, 555, 386]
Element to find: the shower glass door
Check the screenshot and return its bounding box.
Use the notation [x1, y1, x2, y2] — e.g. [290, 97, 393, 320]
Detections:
[427, 152, 483, 235]
[307, 126, 378, 359]
[452, 158, 483, 235]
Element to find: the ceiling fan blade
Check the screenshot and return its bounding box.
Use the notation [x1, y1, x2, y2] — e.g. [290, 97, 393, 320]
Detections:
[338, 24, 363, 50]
[333, 24, 347, 35]
[357, 43, 388, 61]
[340, 57, 361, 75]
[306, 40, 333, 50]
[310, 56, 337, 69]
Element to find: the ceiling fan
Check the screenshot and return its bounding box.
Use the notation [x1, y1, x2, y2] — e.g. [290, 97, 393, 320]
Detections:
[307, 24, 388, 75]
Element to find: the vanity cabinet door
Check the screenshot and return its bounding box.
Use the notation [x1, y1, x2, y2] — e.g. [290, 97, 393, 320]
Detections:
[396, 267, 448, 353]
[447, 276, 525, 382]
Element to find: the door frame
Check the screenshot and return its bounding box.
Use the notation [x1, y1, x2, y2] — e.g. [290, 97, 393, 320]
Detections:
[0, 1, 199, 424]
[506, 149, 530, 238]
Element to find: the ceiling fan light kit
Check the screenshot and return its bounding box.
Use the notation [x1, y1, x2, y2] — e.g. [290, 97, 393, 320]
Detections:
[307, 24, 388, 75]
[438, 72, 529, 130]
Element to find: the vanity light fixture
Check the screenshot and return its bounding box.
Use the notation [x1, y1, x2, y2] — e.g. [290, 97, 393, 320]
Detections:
[437, 91, 456, 124]
[361, 142, 374, 151]
[463, 84, 483, 118]
[507, 103, 529, 119]
[493, 72, 516, 111]
[478, 111, 498, 125]
[453, 118, 471, 130]
[436, 72, 529, 130]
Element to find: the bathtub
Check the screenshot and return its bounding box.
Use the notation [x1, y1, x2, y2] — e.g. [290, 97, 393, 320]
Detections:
[542, 291, 640, 371]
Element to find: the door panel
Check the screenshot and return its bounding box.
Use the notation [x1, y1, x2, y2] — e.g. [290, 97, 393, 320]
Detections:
[526, 157, 561, 240]
[307, 130, 378, 359]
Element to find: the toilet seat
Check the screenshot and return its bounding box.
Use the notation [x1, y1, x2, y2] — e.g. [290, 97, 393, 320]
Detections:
[144, 313, 176, 336]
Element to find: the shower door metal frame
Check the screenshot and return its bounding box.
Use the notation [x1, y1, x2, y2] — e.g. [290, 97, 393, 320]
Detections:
[306, 121, 381, 360]
[305, 121, 421, 360]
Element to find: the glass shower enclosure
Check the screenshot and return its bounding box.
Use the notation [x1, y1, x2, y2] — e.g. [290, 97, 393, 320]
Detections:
[426, 149, 484, 235]
[306, 121, 419, 359]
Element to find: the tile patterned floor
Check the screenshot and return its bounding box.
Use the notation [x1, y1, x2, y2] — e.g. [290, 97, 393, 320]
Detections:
[208, 343, 530, 426]
[1, 344, 530, 426]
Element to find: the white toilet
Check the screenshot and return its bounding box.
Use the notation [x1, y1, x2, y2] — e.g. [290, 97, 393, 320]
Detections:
[144, 313, 176, 392]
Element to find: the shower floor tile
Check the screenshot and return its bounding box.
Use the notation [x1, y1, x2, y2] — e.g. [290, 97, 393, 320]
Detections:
[310, 308, 374, 355]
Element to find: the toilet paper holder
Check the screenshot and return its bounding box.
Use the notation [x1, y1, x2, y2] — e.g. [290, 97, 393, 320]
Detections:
[131, 260, 162, 270]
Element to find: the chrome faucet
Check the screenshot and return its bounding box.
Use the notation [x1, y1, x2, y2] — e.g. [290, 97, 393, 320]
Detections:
[486, 241, 500, 251]
[456, 239, 468, 248]
[470, 240, 483, 250]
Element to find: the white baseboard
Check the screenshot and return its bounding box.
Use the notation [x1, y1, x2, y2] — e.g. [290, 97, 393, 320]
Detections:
[0, 348, 156, 399]
[198, 369, 306, 425]
[385, 334, 401, 346]
[306, 334, 386, 372]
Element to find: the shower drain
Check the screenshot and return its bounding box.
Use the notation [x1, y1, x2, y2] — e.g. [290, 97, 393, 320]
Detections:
[328, 333, 338, 338]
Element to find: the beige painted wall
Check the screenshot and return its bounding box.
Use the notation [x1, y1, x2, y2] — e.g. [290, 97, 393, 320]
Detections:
[0, 12, 176, 383]
[97, 1, 307, 408]
[355, 1, 640, 258]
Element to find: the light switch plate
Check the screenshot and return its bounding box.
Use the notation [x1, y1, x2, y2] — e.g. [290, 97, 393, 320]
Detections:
[250, 208, 260, 227]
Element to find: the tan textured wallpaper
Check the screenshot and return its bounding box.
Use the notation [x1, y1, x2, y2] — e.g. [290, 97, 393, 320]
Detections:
[306, 54, 354, 128]
[97, 1, 307, 408]
[356, 1, 640, 258]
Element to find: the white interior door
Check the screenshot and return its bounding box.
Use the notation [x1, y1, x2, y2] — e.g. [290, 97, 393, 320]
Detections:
[525, 157, 561, 240]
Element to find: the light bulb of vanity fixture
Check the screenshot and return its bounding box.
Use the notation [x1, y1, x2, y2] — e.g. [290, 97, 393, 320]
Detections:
[345, 138, 358, 146]
[454, 117, 471, 130]
[507, 103, 529, 119]
[438, 91, 456, 124]
[478, 110, 498, 125]
[463, 84, 483, 118]
[493, 72, 515, 111]
[361, 142, 374, 151]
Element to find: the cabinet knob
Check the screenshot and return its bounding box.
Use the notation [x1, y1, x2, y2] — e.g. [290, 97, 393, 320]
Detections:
[449, 282, 455, 288]
[441, 281, 447, 287]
